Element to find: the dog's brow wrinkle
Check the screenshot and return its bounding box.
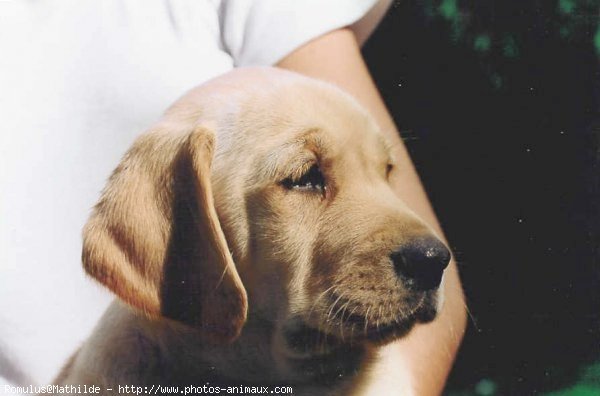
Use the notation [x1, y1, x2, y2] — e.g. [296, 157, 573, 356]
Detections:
[293, 128, 327, 156]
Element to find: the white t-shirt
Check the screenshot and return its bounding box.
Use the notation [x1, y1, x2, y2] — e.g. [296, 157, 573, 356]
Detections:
[0, 0, 389, 387]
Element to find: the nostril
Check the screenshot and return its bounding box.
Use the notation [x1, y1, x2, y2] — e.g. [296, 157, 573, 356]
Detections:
[390, 236, 451, 291]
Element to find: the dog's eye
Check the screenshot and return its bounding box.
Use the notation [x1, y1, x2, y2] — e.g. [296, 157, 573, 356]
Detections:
[281, 164, 325, 194]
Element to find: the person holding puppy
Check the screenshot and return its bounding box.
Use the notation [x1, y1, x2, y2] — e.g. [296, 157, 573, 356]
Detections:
[0, 1, 465, 394]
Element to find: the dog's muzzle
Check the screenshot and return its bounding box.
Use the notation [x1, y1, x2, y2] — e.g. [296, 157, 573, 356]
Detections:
[279, 236, 451, 381]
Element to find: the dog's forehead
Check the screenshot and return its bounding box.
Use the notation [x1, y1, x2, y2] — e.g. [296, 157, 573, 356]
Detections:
[266, 84, 390, 167]
[237, 71, 384, 145]
[181, 68, 390, 167]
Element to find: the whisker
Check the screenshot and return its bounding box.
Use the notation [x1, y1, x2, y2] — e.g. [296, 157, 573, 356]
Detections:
[332, 297, 351, 322]
[347, 304, 359, 320]
[306, 284, 338, 321]
[363, 307, 371, 335]
[442, 282, 479, 331]
[326, 291, 346, 323]
[464, 302, 479, 332]
[335, 300, 353, 342]
[213, 265, 229, 290]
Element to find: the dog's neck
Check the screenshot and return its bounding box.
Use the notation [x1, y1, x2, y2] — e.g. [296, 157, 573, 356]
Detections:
[180, 313, 283, 384]
[102, 302, 367, 391]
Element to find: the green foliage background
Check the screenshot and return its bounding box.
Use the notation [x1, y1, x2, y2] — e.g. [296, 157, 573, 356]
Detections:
[418, 0, 600, 91]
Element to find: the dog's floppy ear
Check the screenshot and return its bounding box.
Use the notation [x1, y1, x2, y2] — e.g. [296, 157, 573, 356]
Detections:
[82, 126, 247, 343]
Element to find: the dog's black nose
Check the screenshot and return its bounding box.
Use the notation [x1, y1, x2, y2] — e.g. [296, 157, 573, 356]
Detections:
[390, 236, 451, 291]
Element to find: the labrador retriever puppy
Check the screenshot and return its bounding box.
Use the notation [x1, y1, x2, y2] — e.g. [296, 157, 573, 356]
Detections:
[53, 67, 450, 395]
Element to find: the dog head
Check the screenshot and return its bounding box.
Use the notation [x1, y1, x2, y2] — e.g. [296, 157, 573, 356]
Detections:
[82, 67, 450, 380]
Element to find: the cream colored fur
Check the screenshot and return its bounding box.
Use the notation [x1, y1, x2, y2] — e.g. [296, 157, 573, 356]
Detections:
[53, 67, 447, 395]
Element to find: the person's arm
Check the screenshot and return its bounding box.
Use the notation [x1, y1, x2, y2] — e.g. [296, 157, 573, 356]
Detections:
[277, 28, 467, 395]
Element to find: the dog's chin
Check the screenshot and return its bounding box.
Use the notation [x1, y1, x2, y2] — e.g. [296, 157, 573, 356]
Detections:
[361, 297, 439, 346]
[330, 292, 439, 346]
[280, 317, 364, 384]
[280, 292, 440, 382]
